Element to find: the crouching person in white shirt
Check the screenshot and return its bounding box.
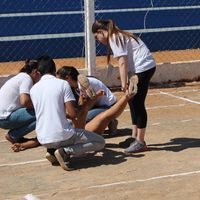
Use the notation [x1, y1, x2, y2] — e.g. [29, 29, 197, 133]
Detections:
[0, 60, 40, 152]
[30, 55, 105, 171]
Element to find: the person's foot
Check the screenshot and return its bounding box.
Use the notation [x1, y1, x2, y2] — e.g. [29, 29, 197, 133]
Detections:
[118, 137, 136, 148]
[46, 149, 59, 166]
[5, 133, 15, 144]
[127, 75, 138, 97]
[5, 133, 32, 144]
[124, 140, 148, 154]
[78, 74, 96, 99]
[11, 138, 40, 152]
[108, 119, 118, 136]
[54, 148, 74, 171]
[11, 143, 26, 152]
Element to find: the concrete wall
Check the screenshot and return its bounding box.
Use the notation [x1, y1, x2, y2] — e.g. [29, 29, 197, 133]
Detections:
[1, 61, 199, 88]
[80, 61, 200, 87]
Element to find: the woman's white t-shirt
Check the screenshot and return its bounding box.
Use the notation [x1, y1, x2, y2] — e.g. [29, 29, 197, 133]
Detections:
[109, 34, 156, 73]
[78, 77, 117, 107]
[0, 73, 33, 119]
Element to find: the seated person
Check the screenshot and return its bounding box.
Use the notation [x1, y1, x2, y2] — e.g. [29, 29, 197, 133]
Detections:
[0, 60, 41, 152]
[56, 66, 118, 135]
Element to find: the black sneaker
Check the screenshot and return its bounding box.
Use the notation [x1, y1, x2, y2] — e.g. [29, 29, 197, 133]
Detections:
[54, 148, 74, 171]
[118, 137, 136, 148]
[45, 148, 58, 166]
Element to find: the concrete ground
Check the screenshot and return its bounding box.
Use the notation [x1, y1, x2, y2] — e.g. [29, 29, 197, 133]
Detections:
[0, 81, 200, 200]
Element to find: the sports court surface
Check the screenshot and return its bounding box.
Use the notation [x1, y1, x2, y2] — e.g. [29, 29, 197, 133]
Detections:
[0, 81, 200, 200]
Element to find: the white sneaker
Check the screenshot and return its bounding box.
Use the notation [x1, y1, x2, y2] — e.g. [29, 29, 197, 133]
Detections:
[128, 75, 138, 96]
[78, 74, 96, 99]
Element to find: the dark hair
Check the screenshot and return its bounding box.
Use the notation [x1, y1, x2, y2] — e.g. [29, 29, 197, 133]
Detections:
[92, 19, 139, 64]
[37, 55, 56, 76]
[57, 66, 79, 81]
[19, 59, 38, 74]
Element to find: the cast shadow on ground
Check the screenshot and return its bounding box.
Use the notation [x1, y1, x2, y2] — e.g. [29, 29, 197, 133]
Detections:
[68, 148, 144, 170]
[148, 137, 200, 152]
[103, 128, 132, 149]
[103, 128, 132, 139]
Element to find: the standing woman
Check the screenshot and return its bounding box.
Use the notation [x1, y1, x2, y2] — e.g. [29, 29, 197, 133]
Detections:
[92, 19, 156, 154]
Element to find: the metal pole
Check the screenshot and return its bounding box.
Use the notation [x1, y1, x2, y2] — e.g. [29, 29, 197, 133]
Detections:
[84, 0, 96, 76]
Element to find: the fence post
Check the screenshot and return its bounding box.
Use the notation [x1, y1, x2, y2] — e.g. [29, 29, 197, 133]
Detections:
[84, 0, 96, 76]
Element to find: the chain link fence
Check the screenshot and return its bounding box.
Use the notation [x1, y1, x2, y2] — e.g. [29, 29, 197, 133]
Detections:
[94, 0, 200, 67]
[0, 0, 200, 76]
[0, 0, 86, 75]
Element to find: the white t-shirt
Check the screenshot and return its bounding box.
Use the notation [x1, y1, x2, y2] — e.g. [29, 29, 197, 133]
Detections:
[78, 77, 117, 107]
[0, 73, 33, 119]
[30, 75, 76, 145]
[109, 34, 156, 73]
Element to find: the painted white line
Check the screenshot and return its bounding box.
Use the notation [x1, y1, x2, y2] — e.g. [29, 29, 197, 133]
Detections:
[24, 194, 41, 200]
[149, 89, 200, 96]
[123, 103, 186, 112]
[0, 159, 46, 167]
[170, 89, 200, 94]
[181, 119, 192, 122]
[152, 123, 160, 126]
[160, 91, 200, 104]
[0, 139, 7, 143]
[88, 170, 200, 189]
[147, 104, 186, 110]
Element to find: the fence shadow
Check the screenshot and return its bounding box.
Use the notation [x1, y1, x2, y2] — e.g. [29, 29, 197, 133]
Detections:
[148, 137, 200, 152]
[103, 128, 132, 139]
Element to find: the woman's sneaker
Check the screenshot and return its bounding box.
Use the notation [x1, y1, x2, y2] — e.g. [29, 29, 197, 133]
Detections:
[124, 140, 148, 155]
[118, 137, 136, 148]
[128, 75, 138, 96]
[78, 74, 96, 99]
[54, 148, 74, 171]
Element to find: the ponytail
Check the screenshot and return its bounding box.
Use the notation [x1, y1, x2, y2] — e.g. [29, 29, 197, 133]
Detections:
[92, 19, 139, 64]
[19, 59, 38, 74]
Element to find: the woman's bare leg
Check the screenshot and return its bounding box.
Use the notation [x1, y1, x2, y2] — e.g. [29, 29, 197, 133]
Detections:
[85, 94, 132, 134]
[75, 90, 105, 129]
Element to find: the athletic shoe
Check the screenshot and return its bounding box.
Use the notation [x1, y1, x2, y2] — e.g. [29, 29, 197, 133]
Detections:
[78, 74, 96, 99]
[118, 137, 136, 148]
[108, 119, 118, 136]
[45, 148, 58, 166]
[54, 148, 74, 171]
[128, 75, 138, 96]
[124, 140, 148, 154]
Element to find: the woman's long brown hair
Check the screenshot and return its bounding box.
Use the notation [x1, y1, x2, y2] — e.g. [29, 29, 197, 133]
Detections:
[92, 19, 139, 64]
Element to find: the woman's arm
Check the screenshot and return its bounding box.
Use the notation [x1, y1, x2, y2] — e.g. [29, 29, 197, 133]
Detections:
[118, 55, 128, 92]
[20, 93, 34, 108]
